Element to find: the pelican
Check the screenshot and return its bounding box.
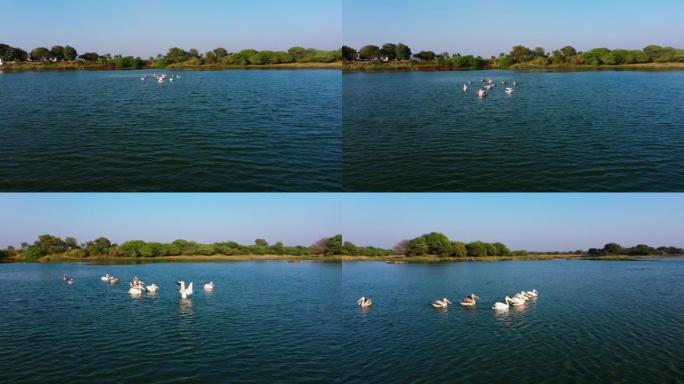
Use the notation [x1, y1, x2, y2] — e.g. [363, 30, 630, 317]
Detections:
[512, 81, 518, 86]
[484, 84, 493, 91]
[477, 89, 487, 98]
[140, 77, 145, 81]
[510, 295, 526, 306]
[146, 284, 159, 293]
[129, 286, 143, 295]
[101, 274, 111, 282]
[109, 276, 119, 284]
[463, 84, 468, 92]
[492, 296, 512, 310]
[357, 296, 373, 308]
[501, 80, 506, 84]
[203, 282, 214, 291]
[459, 294, 480, 307]
[525, 289, 538, 298]
[178, 281, 193, 299]
[169, 77, 174, 83]
[432, 298, 452, 308]
[505, 87, 514, 94]
[63, 273, 71, 281]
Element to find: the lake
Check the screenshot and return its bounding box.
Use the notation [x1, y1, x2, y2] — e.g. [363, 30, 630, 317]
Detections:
[0, 70, 341, 191]
[1, 259, 682, 383]
[0, 261, 341, 383]
[342, 259, 684, 383]
[343, 70, 684, 191]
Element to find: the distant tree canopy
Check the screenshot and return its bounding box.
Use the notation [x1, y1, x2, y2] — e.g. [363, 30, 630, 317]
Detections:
[398, 233, 517, 257]
[343, 42, 684, 69]
[588, 243, 684, 257]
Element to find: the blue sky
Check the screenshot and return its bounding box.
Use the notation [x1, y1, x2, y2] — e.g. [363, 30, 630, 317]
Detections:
[1, 0, 341, 57]
[1, 194, 682, 251]
[343, 0, 684, 57]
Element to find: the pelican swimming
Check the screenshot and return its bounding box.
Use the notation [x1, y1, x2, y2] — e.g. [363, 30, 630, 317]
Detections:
[129, 286, 143, 295]
[459, 294, 480, 307]
[177, 281, 193, 299]
[432, 298, 452, 308]
[477, 89, 487, 98]
[512, 81, 518, 86]
[109, 276, 119, 284]
[146, 284, 159, 293]
[463, 84, 468, 92]
[140, 77, 145, 81]
[101, 274, 111, 282]
[357, 296, 373, 308]
[203, 282, 214, 291]
[510, 294, 527, 306]
[492, 296, 512, 310]
[525, 289, 538, 298]
[505, 87, 514, 94]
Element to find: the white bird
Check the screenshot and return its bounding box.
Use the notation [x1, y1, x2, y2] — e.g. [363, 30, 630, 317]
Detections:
[357, 296, 373, 308]
[203, 282, 214, 291]
[505, 87, 514, 94]
[101, 274, 111, 282]
[459, 294, 480, 307]
[129, 286, 143, 295]
[463, 84, 468, 92]
[510, 295, 526, 306]
[178, 281, 193, 299]
[477, 89, 487, 98]
[140, 77, 145, 81]
[525, 289, 538, 298]
[146, 284, 159, 293]
[432, 298, 452, 308]
[492, 296, 512, 310]
[512, 81, 518, 86]
[109, 276, 119, 284]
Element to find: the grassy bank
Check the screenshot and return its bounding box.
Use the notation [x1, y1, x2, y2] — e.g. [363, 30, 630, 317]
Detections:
[0, 61, 341, 72]
[343, 61, 684, 72]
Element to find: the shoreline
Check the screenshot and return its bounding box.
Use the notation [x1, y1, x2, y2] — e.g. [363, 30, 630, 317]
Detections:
[342, 61, 684, 72]
[0, 61, 342, 72]
[3, 253, 679, 264]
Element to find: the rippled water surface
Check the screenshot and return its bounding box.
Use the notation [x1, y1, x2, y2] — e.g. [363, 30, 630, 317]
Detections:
[343, 71, 684, 191]
[0, 262, 340, 383]
[342, 259, 684, 383]
[0, 70, 341, 191]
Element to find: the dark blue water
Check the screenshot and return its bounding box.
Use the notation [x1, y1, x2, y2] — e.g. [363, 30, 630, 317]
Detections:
[1, 259, 682, 383]
[342, 259, 684, 383]
[0, 70, 341, 191]
[343, 70, 684, 191]
[0, 262, 340, 383]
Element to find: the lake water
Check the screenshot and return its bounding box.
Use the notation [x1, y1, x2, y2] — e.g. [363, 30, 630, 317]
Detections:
[0, 70, 341, 191]
[343, 70, 684, 191]
[1, 259, 682, 383]
[342, 259, 684, 383]
[0, 261, 341, 383]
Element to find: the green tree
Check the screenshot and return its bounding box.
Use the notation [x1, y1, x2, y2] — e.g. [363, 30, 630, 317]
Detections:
[255, 239, 268, 247]
[414, 51, 436, 61]
[395, 43, 412, 60]
[118, 240, 146, 258]
[63, 45, 77, 61]
[23, 246, 44, 261]
[422, 232, 452, 256]
[493, 242, 511, 256]
[30, 47, 50, 61]
[466, 241, 488, 257]
[451, 241, 467, 257]
[407, 237, 428, 256]
[35, 234, 66, 254]
[392, 239, 410, 256]
[166, 47, 189, 63]
[79, 52, 99, 62]
[64, 237, 78, 249]
[380, 43, 397, 60]
[358, 45, 380, 61]
[213, 47, 228, 58]
[342, 45, 358, 61]
[342, 241, 359, 255]
[508, 45, 533, 63]
[603, 242, 625, 255]
[325, 234, 343, 255]
[49, 45, 64, 61]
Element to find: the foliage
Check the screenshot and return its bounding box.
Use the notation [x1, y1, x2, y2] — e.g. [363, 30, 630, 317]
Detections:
[359, 45, 380, 61]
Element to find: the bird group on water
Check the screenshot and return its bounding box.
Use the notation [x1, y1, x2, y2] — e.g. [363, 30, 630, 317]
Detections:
[357, 289, 538, 312]
[463, 78, 518, 98]
[63, 274, 214, 299]
[140, 73, 182, 83]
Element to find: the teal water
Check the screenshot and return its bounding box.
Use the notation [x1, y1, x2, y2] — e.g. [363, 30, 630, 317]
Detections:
[343, 71, 684, 191]
[0, 70, 341, 191]
[342, 259, 684, 383]
[0, 262, 340, 383]
[1, 259, 682, 383]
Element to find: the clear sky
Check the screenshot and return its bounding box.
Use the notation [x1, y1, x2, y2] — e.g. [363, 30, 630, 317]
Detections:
[343, 0, 684, 57]
[1, 0, 341, 57]
[1, 194, 682, 252]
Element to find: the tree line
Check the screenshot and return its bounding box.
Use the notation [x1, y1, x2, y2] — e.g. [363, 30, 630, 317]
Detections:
[342, 43, 684, 69]
[1, 43, 341, 69]
[587, 243, 684, 257]
[391, 232, 525, 257]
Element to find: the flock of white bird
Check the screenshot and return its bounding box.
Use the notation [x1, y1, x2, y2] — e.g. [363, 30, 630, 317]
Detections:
[357, 289, 538, 311]
[140, 73, 182, 83]
[63, 273, 214, 299]
[463, 78, 519, 98]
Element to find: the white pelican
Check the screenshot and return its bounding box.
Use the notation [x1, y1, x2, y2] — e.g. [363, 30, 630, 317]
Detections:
[510, 295, 526, 306]
[129, 286, 143, 295]
[432, 298, 452, 308]
[178, 281, 193, 299]
[492, 297, 512, 310]
[357, 296, 373, 308]
[512, 81, 518, 86]
[459, 294, 480, 307]
[525, 289, 538, 298]
[203, 282, 214, 291]
[109, 276, 119, 284]
[477, 89, 487, 98]
[146, 284, 159, 293]
[140, 77, 145, 81]
[101, 274, 111, 282]
[505, 87, 514, 94]
[463, 84, 468, 92]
